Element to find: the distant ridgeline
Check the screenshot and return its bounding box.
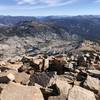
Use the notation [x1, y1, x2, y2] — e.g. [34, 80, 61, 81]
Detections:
[0, 15, 100, 40]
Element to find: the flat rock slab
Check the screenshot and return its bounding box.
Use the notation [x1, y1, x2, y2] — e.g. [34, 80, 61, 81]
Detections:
[0, 82, 44, 100]
[68, 86, 96, 100]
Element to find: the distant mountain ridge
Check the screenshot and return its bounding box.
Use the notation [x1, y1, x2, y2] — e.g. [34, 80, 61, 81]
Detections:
[0, 15, 100, 40]
[0, 16, 36, 26]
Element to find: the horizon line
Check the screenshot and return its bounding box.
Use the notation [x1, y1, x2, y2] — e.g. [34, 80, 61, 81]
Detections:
[0, 14, 100, 17]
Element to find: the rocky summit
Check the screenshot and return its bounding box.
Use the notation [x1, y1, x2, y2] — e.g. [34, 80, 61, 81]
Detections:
[0, 50, 100, 100]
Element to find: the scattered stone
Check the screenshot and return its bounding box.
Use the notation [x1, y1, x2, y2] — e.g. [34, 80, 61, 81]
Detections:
[0, 52, 99, 100]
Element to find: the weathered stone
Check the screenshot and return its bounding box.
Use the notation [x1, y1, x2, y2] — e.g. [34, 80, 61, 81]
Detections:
[0, 82, 44, 100]
[87, 70, 100, 78]
[33, 58, 43, 71]
[0, 61, 6, 66]
[43, 58, 49, 71]
[68, 86, 96, 100]
[0, 72, 15, 83]
[84, 75, 100, 93]
[55, 79, 71, 98]
[29, 72, 57, 87]
[56, 74, 74, 84]
[14, 72, 30, 85]
[6, 62, 23, 71]
[19, 56, 45, 73]
[7, 73, 15, 81]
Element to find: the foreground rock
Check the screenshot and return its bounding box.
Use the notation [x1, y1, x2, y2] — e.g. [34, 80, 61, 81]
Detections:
[55, 79, 71, 99]
[68, 86, 96, 100]
[84, 75, 100, 93]
[0, 82, 44, 100]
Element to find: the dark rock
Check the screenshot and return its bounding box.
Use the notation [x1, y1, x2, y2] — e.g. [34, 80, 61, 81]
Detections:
[76, 70, 87, 81]
[29, 72, 56, 87]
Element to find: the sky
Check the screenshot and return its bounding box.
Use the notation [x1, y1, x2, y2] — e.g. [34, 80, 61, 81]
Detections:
[0, 0, 100, 16]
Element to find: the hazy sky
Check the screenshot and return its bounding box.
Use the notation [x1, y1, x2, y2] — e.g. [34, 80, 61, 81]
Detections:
[0, 0, 100, 16]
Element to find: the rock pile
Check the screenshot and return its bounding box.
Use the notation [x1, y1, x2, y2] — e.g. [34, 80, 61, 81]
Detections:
[0, 51, 100, 100]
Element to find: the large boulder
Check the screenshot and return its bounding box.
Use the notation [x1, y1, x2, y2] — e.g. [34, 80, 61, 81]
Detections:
[0, 82, 44, 100]
[68, 86, 96, 100]
[55, 79, 71, 99]
[84, 75, 100, 93]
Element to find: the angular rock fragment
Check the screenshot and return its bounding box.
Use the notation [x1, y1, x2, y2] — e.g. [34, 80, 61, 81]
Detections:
[87, 70, 100, 78]
[0, 82, 44, 100]
[14, 72, 30, 85]
[29, 72, 57, 87]
[0, 72, 15, 83]
[84, 75, 100, 93]
[68, 86, 96, 100]
[55, 79, 71, 99]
